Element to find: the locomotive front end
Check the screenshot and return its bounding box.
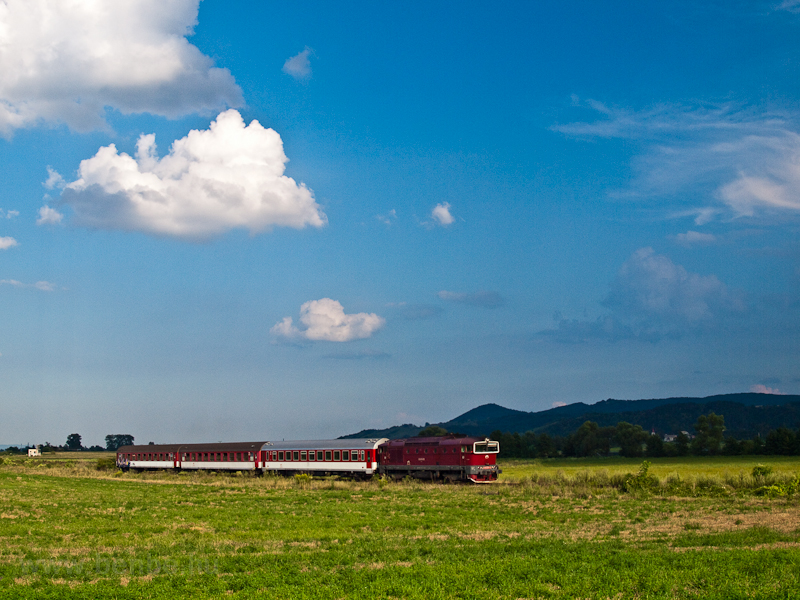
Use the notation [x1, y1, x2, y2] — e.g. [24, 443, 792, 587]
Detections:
[466, 439, 501, 483]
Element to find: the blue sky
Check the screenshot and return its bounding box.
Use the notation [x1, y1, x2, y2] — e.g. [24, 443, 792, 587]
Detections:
[2, 0, 800, 446]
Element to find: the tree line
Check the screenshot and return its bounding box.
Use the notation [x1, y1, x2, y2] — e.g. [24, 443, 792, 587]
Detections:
[1, 434, 134, 454]
[489, 412, 800, 458]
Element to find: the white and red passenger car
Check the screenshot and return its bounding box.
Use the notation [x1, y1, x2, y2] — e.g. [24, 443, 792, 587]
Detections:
[116, 435, 500, 483]
[116, 438, 387, 479]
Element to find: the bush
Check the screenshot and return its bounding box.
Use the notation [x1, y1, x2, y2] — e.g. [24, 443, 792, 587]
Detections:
[95, 457, 117, 471]
[623, 461, 659, 493]
[752, 464, 773, 479]
[294, 473, 312, 486]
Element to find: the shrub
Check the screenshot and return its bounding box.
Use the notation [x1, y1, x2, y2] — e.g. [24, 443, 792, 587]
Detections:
[752, 464, 773, 479]
[623, 461, 659, 493]
[95, 457, 117, 471]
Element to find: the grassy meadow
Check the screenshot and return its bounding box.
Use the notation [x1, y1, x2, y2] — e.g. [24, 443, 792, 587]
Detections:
[0, 454, 799, 599]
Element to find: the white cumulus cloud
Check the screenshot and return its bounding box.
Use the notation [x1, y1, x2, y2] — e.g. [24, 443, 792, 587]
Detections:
[0, 236, 18, 250]
[59, 110, 326, 240]
[431, 202, 455, 226]
[282, 47, 314, 81]
[271, 298, 385, 342]
[43, 167, 65, 190]
[0, 0, 241, 134]
[37, 206, 63, 225]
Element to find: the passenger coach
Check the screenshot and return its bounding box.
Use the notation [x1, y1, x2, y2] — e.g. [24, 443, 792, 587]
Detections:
[116, 438, 387, 479]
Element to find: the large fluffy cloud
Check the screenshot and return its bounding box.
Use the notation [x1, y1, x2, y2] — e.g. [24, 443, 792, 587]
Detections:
[59, 110, 326, 239]
[271, 299, 385, 342]
[0, 0, 241, 134]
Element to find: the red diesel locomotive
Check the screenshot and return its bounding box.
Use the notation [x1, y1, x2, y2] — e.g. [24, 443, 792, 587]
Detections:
[116, 434, 500, 483]
[377, 436, 500, 482]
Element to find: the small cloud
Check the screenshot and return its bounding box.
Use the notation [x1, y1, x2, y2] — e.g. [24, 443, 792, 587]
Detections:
[437, 290, 504, 308]
[376, 209, 397, 225]
[43, 167, 65, 190]
[271, 298, 385, 342]
[1, 209, 19, 219]
[673, 230, 717, 247]
[0, 279, 58, 291]
[0, 237, 18, 250]
[431, 202, 455, 226]
[36, 206, 63, 225]
[750, 384, 786, 395]
[552, 401, 567, 408]
[283, 46, 314, 81]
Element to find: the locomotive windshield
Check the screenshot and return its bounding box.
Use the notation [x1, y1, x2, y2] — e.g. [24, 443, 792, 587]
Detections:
[473, 441, 499, 454]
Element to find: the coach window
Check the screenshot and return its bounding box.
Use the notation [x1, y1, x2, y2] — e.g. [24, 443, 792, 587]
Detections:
[343, 450, 350, 461]
[308, 451, 315, 461]
[293, 451, 299, 461]
[300, 451, 307, 461]
[424, 449, 428, 454]
[333, 450, 340, 461]
[278, 451, 284, 460]
[316, 451, 323, 461]
[325, 450, 332, 461]
[360, 450, 365, 461]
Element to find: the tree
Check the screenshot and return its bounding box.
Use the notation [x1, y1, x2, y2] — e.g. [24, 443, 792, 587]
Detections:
[691, 412, 725, 455]
[105, 434, 135, 451]
[417, 425, 448, 437]
[564, 421, 613, 457]
[615, 422, 649, 458]
[764, 428, 797, 455]
[645, 434, 665, 457]
[722, 436, 743, 456]
[65, 433, 83, 450]
[675, 432, 691, 456]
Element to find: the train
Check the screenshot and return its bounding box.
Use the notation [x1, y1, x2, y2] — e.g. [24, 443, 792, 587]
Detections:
[116, 435, 501, 483]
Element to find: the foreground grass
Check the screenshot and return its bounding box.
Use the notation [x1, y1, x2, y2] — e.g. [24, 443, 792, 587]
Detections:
[0, 459, 799, 599]
[500, 455, 800, 481]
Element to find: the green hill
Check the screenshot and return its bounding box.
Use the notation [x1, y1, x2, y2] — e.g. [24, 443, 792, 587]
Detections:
[340, 393, 800, 439]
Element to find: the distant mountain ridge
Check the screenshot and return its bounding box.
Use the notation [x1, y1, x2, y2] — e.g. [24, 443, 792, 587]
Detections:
[340, 393, 800, 440]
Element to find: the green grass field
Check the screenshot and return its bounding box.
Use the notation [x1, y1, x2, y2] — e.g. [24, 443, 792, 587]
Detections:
[1, 455, 799, 599]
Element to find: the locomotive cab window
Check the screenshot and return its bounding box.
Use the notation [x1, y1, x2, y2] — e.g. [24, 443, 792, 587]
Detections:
[474, 441, 499, 454]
